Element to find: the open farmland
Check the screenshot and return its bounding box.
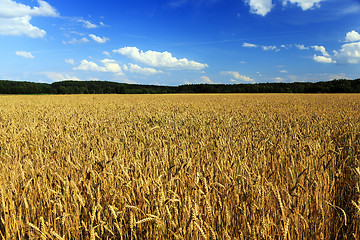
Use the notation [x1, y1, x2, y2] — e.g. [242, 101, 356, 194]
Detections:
[0, 94, 359, 239]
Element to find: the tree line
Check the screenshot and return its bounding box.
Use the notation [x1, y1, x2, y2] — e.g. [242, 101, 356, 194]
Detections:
[0, 79, 359, 94]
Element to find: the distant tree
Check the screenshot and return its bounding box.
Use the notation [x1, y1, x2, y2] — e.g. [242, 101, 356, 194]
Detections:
[1, 78, 360, 95]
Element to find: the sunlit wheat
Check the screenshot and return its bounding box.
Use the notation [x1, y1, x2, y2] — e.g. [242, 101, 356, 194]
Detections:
[0, 94, 359, 239]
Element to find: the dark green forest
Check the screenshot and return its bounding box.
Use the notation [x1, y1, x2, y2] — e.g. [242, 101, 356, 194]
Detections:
[0, 78, 360, 94]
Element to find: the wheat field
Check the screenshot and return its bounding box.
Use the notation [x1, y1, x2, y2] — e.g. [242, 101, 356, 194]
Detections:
[0, 94, 359, 239]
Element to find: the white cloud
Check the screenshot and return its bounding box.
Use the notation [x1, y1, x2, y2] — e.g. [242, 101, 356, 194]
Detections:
[309, 31, 360, 64]
[185, 76, 216, 85]
[244, 0, 326, 16]
[274, 77, 284, 82]
[312, 45, 330, 57]
[73, 59, 124, 74]
[310, 44, 338, 63]
[42, 72, 80, 82]
[77, 19, 98, 29]
[313, 55, 335, 63]
[0, 0, 58, 38]
[200, 76, 213, 84]
[345, 30, 360, 42]
[243, 42, 258, 48]
[123, 63, 163, 75]
[103, 51, 110, 57]
[280, 44, 293, 49]
[101, 59, 122, 73]
[0, 0, 58, 18]
[15, 51, 34, 59]
[65, 58, 75, 65]
[295, 44, 309, 50]
[262, 45, 278, 51]
[0, 15, 46, 38]
[62, 37, 89, 45]
[334, 42, 360, 64]
[280, 70, 288, 73]
[245, 0, 274, 16]
[222, 71, 255, 83]
[113, 47, 208, 70]
[244, 43, 280, 51]
[74, 60, 107, 72]
[89, 34, 109, 43]
[282, 0, 324, 10]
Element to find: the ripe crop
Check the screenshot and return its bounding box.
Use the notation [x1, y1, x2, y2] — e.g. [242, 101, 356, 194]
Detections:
[0, 94, 359, 239]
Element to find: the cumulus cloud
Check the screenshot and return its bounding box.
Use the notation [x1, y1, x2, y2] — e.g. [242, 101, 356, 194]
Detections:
[101, 59, 123, 73]
[245, 0, 274, 16]
[0, 0, 58, 38]
[222, 71, 255, 83]
[282, 0, 325, 11]
[42, 72, 80, 82]
[113, 47, 208, 70]
[73, 59, 124, 74]
[313, 55, 335, 63]
[62, 37, 89, 45]
[15, 51, 34, 59]
[334, 42, 360, 64]
[200, 76, 214, 84]
[123, 63, 163, 75]
[245, 0, 326, 16]
[74, 58, 164, 76]
[0, 15, 46, 38]
[310, 31, 360, 64]
[312, 45, 330, 57]
[295, 44, 309, 50]
[0, 0, 58, 18]
[243, 42, 258, 48]
[89, 34, 109, 43]
[74, 60, 106, 72]
[312, 45, 335, 63]
[345, 30, 360, 42]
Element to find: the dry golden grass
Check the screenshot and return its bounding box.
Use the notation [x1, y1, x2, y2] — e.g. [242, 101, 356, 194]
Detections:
[0, 94, 359, 239]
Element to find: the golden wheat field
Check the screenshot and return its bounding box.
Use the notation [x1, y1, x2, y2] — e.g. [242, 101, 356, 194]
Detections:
[0, 94, 359, 239]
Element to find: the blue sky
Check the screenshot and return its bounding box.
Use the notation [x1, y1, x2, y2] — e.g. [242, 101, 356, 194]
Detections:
[1, 0, 360, 85]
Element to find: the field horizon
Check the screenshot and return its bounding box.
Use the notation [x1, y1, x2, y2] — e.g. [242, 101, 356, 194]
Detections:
[1, 78, 360, 95]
